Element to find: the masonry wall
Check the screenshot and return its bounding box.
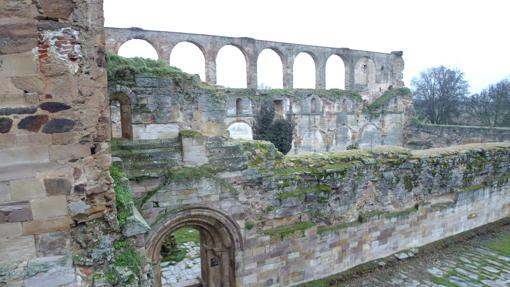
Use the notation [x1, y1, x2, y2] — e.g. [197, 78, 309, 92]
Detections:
[115, 137, 510, 286]
[109, 74, 412, 154]
[407, 123, 510, 148]
[0, 1, 115, 286]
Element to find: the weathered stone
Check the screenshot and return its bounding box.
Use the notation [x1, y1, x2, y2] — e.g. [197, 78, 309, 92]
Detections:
[0, 106, 37, 116]
[0, 117, 12, 133]
[43, 178, 71, 196]
[41, 118, 75, 134]
[0, 222, 22, 239]
[24, 255, 75, 287]
[38, 0, 75, 20]
[0, 23, 37, 54]
[17, 115, 49, 132]
[34, 231, 70, 256]
[39, 102, 71, 113]
[0, 145, 49, 168]
[30, 195, 68, 220]
[49, 143, 90, 161]
[0, 235, 36, 264]
[22, 216, 72, 235]
[10, 178, 45, 201]
[122, 204, 151, 237]
[0, 201, 32, 223]
[67, 200, 90, 218]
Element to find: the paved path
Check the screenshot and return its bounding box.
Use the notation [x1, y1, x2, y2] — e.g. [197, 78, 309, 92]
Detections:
[340, 225, 510, 287]
[161, 242, 201, 287]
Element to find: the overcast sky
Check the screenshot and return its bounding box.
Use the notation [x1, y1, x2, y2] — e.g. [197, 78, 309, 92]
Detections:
[104, 0, 510, 93]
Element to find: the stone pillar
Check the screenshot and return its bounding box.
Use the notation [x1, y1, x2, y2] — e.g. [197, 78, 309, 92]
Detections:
[315, 57, 326, 89]
[157, 45, 173, 64]
[343, 54, 354, 90]
[0, 0, 114, 285]
[282, 54, 294, 89]
[205, 48, 218, 85]
[246, 51, 258, 89]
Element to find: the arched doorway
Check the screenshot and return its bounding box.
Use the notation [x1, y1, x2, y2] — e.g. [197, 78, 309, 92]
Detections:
[146, 207, 242, 287]
[110, 92, 133, 140]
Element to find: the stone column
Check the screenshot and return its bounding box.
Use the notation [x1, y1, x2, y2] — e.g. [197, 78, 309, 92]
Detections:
[343, 54, 354, 90]
[282, 54, 294, 89]
[315, 56, 326, 89]
[205, 48, 218, 85]
[157, 43, 173, 64]
[246, 50, 258, 89]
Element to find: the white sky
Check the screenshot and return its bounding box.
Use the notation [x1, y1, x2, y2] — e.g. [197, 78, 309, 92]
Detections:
[105, 0, 510, 93]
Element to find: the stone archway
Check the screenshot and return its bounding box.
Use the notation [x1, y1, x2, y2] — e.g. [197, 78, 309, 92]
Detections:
[146, 207, 242, 287]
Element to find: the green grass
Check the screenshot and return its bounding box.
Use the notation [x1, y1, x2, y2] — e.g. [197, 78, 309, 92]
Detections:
[263, 221, 315, 240]
[365, 87, 411, 115]
[111, 164, 133, 227]
[173, 227, 200, 245]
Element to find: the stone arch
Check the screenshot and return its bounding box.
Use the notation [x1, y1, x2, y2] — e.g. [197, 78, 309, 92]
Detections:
[358, 124, 382, 149]
[228, 121, 253, 140]
[109, 86, 134, 140]
[354, 56, 376, 87]
[308, 95, 321, 114]
[293, 52, 317, 88]
[147, 206, 242, 287]
[216, 44, 248, 88]
[325, 54, 346, 89]
[257, 48, 284, 88]
[118, 38, 159, 60]
[169, 41, 206, 80]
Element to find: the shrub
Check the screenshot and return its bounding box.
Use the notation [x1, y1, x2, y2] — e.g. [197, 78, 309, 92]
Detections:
[253, 101, 294, 154]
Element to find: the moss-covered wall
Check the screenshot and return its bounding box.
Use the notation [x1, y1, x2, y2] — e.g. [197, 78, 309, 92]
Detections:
[113, 137, 510, 286]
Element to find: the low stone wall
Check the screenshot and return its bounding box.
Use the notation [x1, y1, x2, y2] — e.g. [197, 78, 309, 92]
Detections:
[114, 138, 510, 286]
[407, 123, 510, 148]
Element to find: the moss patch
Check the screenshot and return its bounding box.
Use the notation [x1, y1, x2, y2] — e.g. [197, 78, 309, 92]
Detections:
[111, 164, 133, 227]
[365, 87, 411, 115]
[263, 221, 315, 240]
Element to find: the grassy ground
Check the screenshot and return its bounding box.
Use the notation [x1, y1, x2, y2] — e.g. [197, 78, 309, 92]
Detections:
[161, 227, 200, 264]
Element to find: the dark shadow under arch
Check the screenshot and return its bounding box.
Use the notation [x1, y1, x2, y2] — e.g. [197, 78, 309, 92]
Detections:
[110, 92, 133, 140]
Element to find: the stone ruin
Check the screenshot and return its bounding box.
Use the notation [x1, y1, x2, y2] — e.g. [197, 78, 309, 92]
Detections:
[1, 1, 510, 287]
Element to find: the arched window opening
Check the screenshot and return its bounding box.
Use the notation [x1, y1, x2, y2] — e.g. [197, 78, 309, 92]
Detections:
[228, 122, 253, 140]
[257, 49, 283, 89]
[325, 55, 346, 89]
[216, 45, 247, 88]
[310, 97, 320, 113]
[170, 42, 206, 80]
[110, 93, 132, 140]
[118, 39, 158, 60]
[293, 52, 316, 88]
[160, 227, 201, 287]
[274, 100, 284, 118]
[236, 98, 242, 115]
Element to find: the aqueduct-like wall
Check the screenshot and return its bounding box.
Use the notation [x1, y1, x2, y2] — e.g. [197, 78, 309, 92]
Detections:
[105, 27, 405, 99]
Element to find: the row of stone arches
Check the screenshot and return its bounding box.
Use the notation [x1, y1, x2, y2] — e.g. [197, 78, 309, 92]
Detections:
[116, 39, 375, 89]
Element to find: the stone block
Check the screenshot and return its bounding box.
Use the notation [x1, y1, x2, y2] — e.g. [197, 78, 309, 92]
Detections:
[182, 136, 208, 166]
[0, 25, 37, 55]
[122, 204, 151, 237]
[10, 178, 45, 201]
[43, 178, 71, 196]
[0, 181, 10, 202]
[0, 222, 22, 239]
[0, 145, 49, 168]
[0, 117, 13, 133]
[0, 201, 33, 223]
[42, 118, 75, 134]
[18, 115, 49, 132]
[24, 255, 75, 287]
[0, 235, 36, 264]
[30, 195, 68, 220]
[22, 216, 72, 235]
[34, 231, 70, 256]
[49, 143, 90, 161]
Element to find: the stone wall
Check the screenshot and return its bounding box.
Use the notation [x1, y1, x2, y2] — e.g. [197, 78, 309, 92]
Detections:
[407, 123, 510, 148]
[105, 27, 405, 100]
[115, 137, 510, 286]
[109, 73, 412, 155]
[0, 0, 118, 285]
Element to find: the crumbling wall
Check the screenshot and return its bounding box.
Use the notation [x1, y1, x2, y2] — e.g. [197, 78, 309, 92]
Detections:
[0, 0, 124, 285]
[108, 73, 412, 154]
[115, 137, 510, 286]
[406, 123, 510, 148]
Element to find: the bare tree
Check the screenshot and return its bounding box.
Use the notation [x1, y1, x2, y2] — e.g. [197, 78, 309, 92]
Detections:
[411, 66, 469, 124]
[467, 79, 510, 127]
